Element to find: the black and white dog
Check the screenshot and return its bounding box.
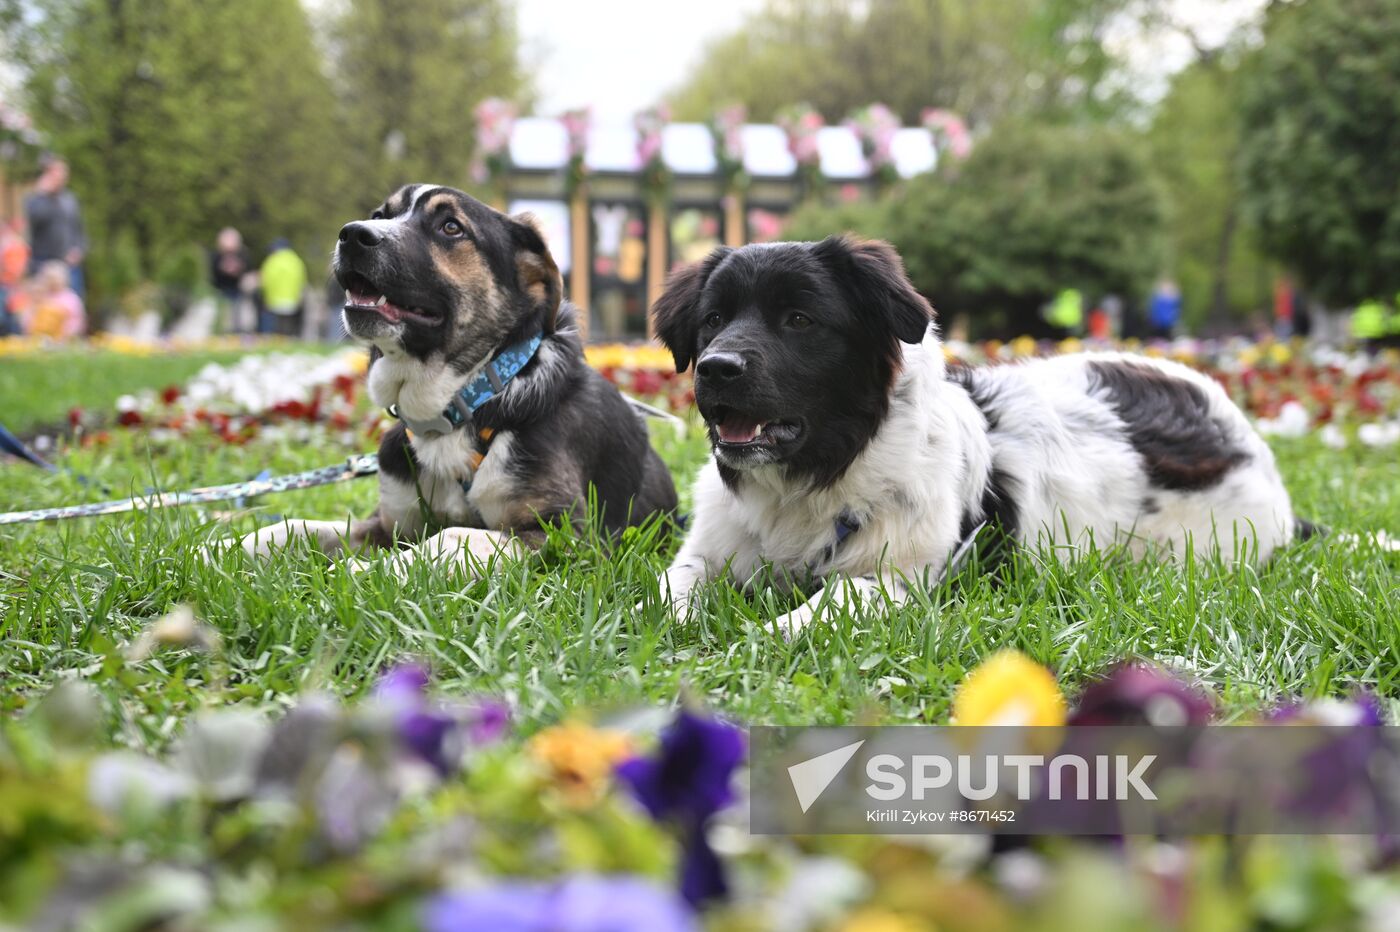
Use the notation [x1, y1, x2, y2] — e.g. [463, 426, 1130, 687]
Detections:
[651, 237, 1306, 635]
[236, 185, 677, 570]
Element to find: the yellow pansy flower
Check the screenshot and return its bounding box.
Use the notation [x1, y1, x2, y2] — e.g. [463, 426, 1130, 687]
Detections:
[529, 721, 634, 806]
[951, 650, 1065, 727]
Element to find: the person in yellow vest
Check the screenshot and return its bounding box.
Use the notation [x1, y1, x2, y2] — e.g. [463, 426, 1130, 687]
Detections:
[1349, 295, 1394, 349]
[258, 238, 307, 337]
[1045, 288, 1084, 339]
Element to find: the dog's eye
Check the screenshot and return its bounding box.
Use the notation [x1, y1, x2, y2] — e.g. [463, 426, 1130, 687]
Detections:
[441, 219, 464, 237]
[703, 312, 723, 329]
[786, 312, 813, 330]
[370, 210, 384, 220]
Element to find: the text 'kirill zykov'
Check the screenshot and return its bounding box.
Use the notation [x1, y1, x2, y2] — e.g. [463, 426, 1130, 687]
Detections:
[864, 754, 1158, 801]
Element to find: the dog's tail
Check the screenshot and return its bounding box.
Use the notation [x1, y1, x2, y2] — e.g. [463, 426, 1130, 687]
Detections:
[1297, 516, 1400, 552]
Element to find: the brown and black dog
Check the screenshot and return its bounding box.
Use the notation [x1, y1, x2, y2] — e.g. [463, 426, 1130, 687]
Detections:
[232, 184, 677, 572]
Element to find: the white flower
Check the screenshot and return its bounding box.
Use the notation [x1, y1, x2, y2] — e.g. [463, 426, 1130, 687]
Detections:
[89, 752, 194, 816]
[1256, 400, 1310, 437]
[1358, 422, 1400, 448]
[172, 709, 272, 802]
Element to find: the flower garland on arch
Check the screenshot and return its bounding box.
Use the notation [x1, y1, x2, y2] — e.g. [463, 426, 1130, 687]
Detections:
[776, 102, 825, 201]
[634, 104, 671, 208]
[469, 97, 517, 205]
[560, 107, 592, 200]
[847, 103, 901, 189]
[922, 107, 973, 165]
[709, 104, 747, 196]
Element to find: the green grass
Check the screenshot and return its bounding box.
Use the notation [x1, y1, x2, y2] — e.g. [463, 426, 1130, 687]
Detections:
[1, 357, 1398, 748]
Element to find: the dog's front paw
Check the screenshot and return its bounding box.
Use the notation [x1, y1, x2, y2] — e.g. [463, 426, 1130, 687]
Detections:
[773, 602, 820, 639]
[342, 554, 376, 576]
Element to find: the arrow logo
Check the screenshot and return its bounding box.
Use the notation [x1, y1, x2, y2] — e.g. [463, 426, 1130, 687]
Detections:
[787, 739, 865, 813]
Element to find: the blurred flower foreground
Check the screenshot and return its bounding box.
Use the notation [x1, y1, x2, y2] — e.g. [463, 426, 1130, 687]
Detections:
[5, 638, 1399, 931]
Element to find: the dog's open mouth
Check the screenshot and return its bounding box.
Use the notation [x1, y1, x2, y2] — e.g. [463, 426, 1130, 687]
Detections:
[709, 406, 802, 448]
[340, 272, 441, 326]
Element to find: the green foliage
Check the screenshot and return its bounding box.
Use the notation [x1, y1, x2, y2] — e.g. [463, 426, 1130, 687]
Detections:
[4, 0, 347, 309]
[785, 122, 1167, 336]
[2, 0, 531, 315]
[781, 199, 892, 244]
[330, 0, 532, 201]
[1147, 60, 1273, 328]
[1237, 0, 1400, 306]
[668, 0, 1138, 126]
[154, 243, 205, 294]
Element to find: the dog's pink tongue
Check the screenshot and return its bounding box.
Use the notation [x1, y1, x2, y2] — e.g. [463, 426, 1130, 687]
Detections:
[718, 417, 762, 443]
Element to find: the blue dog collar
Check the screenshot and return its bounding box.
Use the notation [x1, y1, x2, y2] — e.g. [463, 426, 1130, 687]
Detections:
[390, 333, 544, 438]
[814, 509, 863, 570]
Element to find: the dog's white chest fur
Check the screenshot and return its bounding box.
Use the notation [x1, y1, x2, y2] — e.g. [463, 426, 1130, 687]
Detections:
[373, 426, 519, 536]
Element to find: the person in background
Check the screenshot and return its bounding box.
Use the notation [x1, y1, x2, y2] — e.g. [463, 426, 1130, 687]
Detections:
[24, 157, 86, 297]
[19, 260, 85, 341]
[1272, 276, 1296, 340]
[1351, 297, 1400, 352]
[210, 227, 252, 333]
[258, 239, 307, 337]
[1100, 293, 1124, 341]
[1045, 287, 1084, 339]
[0, 220, 31, 336]
[1148, 279, 1182, 340]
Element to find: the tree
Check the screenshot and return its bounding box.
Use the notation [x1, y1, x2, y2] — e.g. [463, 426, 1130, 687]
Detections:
[4, 0, 347, 307]
[1236, 0, 1400, 306]
[330, 0, 531, 204]
[785, 122, 1168, 337]
[668, 0, 1137, 127]
[1147, 59, 1272, 329]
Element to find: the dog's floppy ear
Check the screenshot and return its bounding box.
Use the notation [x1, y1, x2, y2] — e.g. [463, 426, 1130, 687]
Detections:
[651, 246, 732, 373]
[812, 235, 932, 345]
[510, 213, 563, 331]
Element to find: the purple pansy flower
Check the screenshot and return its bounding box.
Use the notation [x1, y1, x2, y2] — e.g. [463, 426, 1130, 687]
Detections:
[1267, 694, 1393, 826]
[423, 875, 695, 932]
[616, 710, 745, 907]
[615, 710, 745, 823]
[375, 662, 432, 701]
[466, 698, 512, 745]
[398, 707, 458, 774]
[1069, 662, 1214, 727]
[1270, 693, 1384, 727]
[373, 663, 511, 774]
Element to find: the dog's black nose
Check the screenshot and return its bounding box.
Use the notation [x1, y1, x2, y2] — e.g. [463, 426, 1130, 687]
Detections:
[696, 352, 746, 383]
[338, 221, 383, 248]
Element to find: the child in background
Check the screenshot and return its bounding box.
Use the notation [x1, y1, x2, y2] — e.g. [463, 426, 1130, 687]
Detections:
[0, 221, 30, 336]
[20, 260, 86, 340]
